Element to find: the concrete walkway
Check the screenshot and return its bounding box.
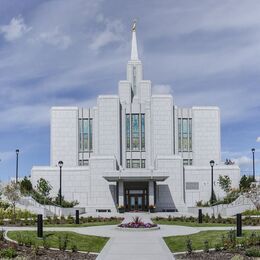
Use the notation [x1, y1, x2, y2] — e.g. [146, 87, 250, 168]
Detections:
[2, 213, 260, 260]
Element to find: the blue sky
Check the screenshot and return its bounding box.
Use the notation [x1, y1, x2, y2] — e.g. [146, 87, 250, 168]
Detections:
[0, 0, 259, 181]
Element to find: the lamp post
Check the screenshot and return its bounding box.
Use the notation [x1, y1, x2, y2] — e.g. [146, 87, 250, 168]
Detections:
[251, 148, 255, 182]
[16, 149, 19, 183]
[58, 161, 63, 206]
[210, 160, 215, 204]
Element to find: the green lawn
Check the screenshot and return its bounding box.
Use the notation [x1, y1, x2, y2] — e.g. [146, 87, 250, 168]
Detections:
[44, 220, 121, 227]
[8, 230, 109, 253]
[153, 219, 234, 227]
[164, 230, 260, 252]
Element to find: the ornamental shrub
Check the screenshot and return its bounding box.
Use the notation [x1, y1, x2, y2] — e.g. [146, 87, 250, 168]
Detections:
[185, 238, 193, 254]
[0, 248, 17, 258]
[245, 247, 260, 257]
[203, 240, 209, 253]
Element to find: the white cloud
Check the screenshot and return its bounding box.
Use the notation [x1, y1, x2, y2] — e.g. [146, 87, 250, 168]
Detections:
[257, 137, 260, 142]
[89, 19, 124, 51]
[153, 84, 172, 94]
[233, 156, 252, 166]
[0, 16, 31, 41]
[32, 27, 72, 50]
[0, 151, 14, 162]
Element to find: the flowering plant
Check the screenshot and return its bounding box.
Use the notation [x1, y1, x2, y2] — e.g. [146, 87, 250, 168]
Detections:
[118, 216, 157, 228]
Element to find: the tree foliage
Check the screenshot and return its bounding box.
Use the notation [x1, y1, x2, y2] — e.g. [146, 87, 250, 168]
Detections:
[3, 181, 21, 215]
[20, 176, 33, 195]
[218, 175, 231, 193]
[239, 175, 254, 191]
[37, 178, 52, 197]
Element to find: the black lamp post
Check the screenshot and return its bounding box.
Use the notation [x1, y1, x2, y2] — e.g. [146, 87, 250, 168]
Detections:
[210, 160, 215, 204]
[16, 149, 19, 183]
[58, 161, 63, 206]
[251, 148, 255, 182]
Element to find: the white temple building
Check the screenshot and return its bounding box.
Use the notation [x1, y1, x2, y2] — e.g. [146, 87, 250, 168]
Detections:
[31, 23, 240, 213]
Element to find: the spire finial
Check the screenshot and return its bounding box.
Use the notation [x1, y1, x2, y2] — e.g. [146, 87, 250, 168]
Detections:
[132, 20, 137, 32]
[131, 20, 139, 60]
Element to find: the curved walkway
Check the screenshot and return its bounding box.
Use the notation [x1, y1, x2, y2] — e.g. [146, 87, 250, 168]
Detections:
[2, 213, 260, 260]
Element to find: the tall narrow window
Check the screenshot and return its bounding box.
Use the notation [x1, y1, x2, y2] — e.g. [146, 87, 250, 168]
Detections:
[125, 114, 145, 151]
[79, 118, 93, 152]
[126, 114, 130, 151]
[132, 114, 139, 151]
[79, 119, 83, 151]
[178, 118, 192, 152]
[89, 119, 93, 151]
[133, 66, 136, 95]
[178, 119, 182, 152]
[141, 114, 145, 151]
[182, 119, 188, 151]
[189, 119, 192, 151]
[83, 119, 89, 151]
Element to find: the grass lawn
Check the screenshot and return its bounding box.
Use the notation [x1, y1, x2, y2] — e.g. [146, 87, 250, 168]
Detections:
[44, 220, 121, 227]
[8, 230, 109, 253]
[153, 219, 234, 227]
[164, 230, 260, 252]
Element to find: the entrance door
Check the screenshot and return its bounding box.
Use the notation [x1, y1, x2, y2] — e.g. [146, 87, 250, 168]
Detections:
[129, 194, 143, 211]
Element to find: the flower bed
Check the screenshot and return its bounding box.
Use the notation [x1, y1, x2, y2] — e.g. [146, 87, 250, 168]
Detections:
[117, 216, 158, 229]
[118, 222, 157, 228]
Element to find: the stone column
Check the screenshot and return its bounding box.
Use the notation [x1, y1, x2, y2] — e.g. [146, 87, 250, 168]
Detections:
[148, 180, 155, 206]
[118, 180, 124, 206]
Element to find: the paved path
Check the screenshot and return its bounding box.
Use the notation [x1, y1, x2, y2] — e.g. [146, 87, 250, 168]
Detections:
[3, 213, 260, 260]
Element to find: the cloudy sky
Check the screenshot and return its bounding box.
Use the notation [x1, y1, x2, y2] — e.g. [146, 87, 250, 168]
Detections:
[0, 0, 259, 180]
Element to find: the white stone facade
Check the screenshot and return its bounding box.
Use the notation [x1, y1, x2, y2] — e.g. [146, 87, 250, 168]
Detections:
[31, 26, 240, 213]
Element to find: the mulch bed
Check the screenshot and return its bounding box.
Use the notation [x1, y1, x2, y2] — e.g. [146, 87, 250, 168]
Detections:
[0, 240, 97, 259]
[176, 251, 254, 259]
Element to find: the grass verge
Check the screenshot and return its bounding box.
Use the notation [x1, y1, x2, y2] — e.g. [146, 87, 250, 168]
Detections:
[153, 219, 234, 227]
[44, 220, 120, 227]
[164, 230, 260, 252]
[7, 230, 109, 253]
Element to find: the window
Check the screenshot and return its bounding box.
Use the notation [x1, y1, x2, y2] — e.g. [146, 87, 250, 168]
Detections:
[126, 115, 130, 151]
[132, 114, 139, 150]
[141, 114, 145, 151]
[178, 118, 192, 152]
[183, 159, 193, 166]
[189, 119, 192, 151]
[79, 118, 93, 152]
[79, 159, 89, 166]
[133, 66, 137, 95]
[126, 114, 145, 151]
[126, 159, 145, 169]
[186, 182, 199, 190]
[78, 118, 93, 166]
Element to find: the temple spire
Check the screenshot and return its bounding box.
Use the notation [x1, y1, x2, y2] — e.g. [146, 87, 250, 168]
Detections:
[131, 20, 139, 60]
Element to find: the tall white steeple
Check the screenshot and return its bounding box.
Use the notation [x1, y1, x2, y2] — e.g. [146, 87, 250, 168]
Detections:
[131, 20, 139, 60]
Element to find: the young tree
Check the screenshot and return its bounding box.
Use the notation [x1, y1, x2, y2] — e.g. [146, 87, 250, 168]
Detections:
[37, 178, 52, 197]
[20, 176, 33, 195]
[3, 181, 21, 216]
[218, 175, 231, 193]
[239, 175, 254, 191]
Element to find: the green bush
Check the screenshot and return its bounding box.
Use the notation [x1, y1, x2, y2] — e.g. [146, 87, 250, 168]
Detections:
[243, 209, 260, 216]
[203, 240, 209, 253]
[0, 248, 17, 258]
[245, 247, 260, 257]
[214, 242, 221, 251]
[43, 236, 50, 249]
[58, 234, 69, 251]
[186, 238, 193, 254]
[0, 200, 11, 210]
[0, 229, 4, 241]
